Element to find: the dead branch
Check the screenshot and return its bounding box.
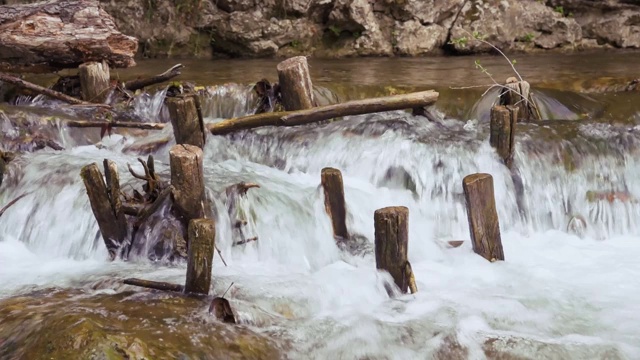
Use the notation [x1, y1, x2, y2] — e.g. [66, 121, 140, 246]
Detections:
[0, 192, 30, 218]
[124, 64, 184, 92]
[64, 120, 166, 130]
[0, 72, 94, 106]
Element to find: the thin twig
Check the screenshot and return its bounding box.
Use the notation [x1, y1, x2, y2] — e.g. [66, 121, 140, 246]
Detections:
[215, 245, 228, 267]
[460, 29, 523, 81]
[0, 192, 31, 218]
[221, 282, 235, 298]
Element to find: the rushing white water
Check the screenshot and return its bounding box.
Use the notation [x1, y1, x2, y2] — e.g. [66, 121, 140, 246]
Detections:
[1, 85, 640, 359]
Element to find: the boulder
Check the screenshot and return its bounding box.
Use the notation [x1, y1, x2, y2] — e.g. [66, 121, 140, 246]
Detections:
[327, 0, 393, 56]
[394, 20, 447, 56]
[383, 0, 466, 29]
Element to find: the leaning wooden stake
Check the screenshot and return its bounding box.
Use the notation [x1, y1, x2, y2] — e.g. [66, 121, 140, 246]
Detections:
[489, 105, 518, 168]
[81, 162, 127, 260]
[79, 61, 111, 103]
[499, 77, 540, 122]
[277, 56, 315, 111]
[374, 206, 410, 294]
[166, 95, 206, 148]
[208, 90, 439, 135]
[185, 218, 215, 295]
[462, 173, 505, 262]
[170, 145, 205, 224]
[321, 167, 349, 240]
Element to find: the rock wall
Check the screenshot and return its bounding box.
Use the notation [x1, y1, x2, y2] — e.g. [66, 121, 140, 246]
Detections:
[2, 0, 639, 58]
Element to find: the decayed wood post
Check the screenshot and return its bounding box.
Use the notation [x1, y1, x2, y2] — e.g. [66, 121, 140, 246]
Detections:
[184, 218, 215, 294]
[489, 105, 518, 168]
[81, 162, 127, 259]
[79, 61, 111, 103]
[169, 144, 205, 224]
[374, 206, 410, 294]
[166, 95, 206, 148]
[462, 173, 505, 262]
[499, 77, 539, 122]
[321, 167, 349, 240]
[277, 56, 315, 111]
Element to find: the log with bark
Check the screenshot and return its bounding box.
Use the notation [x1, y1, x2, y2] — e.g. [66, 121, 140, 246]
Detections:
[208, 90, 439, 135]
[0, 0, 138, 73]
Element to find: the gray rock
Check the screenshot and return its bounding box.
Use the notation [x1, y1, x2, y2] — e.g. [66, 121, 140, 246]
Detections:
[394, 20, 447, 56]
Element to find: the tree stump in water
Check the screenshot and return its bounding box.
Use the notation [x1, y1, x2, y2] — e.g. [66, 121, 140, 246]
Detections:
[277, 56, 315, 111]
[499, 78, 539, 122]
[462, 173, 504, 262]
[374, 206, 410, 294]
[185, 218, 215, 295]
[169, 145, 205, 226]
[79, 61, 111, 103]
[489, 105, 518, 168]
[321, 167, 349, 241]
[81, 162, 127, 260]
[166, 95, 206, 148]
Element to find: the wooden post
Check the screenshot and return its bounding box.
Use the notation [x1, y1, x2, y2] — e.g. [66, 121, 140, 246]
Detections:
[185, 218, 215, 295]
[499, 77, 539, 122]
[166, 95, 206, 148]
[81, 162, 127, 260]
[79, 61, 111, 103]
[489, 105, 518, 168]
[462, 173, 505, 262]
[321, 167, 349, 240]
[374, 206, 410, 294]
[169, 144, 205, 224]
[277, 56, 315, 111]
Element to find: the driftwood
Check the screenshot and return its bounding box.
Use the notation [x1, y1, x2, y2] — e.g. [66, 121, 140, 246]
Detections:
[321, 168, 349, 240]
[166, 95, 206, 148]
[462, 173, 505, 262]
[124, 64, 184, 92]
[208, 90, 439, 135]
[0, 0, 137, 72]
[64, 120, 166, 130]
[277, 56, 315, 111]
[184, 218, 215, 295]
[123, 278, 184, 293]
[0, 72, 93, 105]
[489, 105, 518, 168]
[0, 192, 30, 218]
[79, 61, 111, 103]
[374, 206, 410, 294]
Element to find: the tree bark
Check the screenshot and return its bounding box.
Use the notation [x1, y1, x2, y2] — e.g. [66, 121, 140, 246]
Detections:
[169, 145, 205, 224]
[277, 56, 315, 111]
[79, 61, 111, 103]
[489, 105, 518, 168]
[0, 0, 137, 72]
[208, 90, 439, 136]
[166, 95, 206, 148]
[321, 167, 349, 240]
[374, 206, 410, 294]
[462, 173, 505, 262]
[185, 218, 215, 295]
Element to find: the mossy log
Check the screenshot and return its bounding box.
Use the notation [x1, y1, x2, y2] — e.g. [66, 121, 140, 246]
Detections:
[374, 206, 410, 294]
[169, 145, 205, 225]
[208, 90, 439, 135]
[462, 173, 505, 262]
[489, 105, 518, 168]
[321, 167, 349, 240]
[0, 0, 137, 72]
[277, 56, 315, 111]
[79, 61, 111, 103]
[185, 219, 215, 295]
[166, 95, 206, 148]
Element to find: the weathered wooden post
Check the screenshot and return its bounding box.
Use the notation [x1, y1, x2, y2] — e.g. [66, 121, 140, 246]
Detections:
[321, 167, 349, 240]
[81, 161, 127, 259]
[169, 144, 205, 224]
[185, 218, 215, 295]
[79, 61, 111, 103]
[374, 206, 411, 294]
[166, 95, 206, 148]
[489, 105, 518, 168]
[277, 56, 315, 111]
[499, 77, 539, 122]
[462, 173, 505, 262]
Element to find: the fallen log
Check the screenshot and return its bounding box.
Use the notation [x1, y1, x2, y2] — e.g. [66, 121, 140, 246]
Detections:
[0, 72, 93, 105]
[123, 278, 184, 293]
[0, 0, 138, 72]
[124, 64, 184, 92]
[208, 90, 439, 135]
[64, 120, 166, 130]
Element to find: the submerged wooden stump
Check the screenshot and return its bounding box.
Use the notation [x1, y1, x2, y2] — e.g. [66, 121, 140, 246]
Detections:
[321, 167, 349, 240]
[169, 145, 205, 224]
[499, 78, 539, 122]
[81, 162, 127, 259]
[374, 206, 410, 294]
[277, 56, 315, 111]
[185, 218, 215, 295]
[166, 95, 205, 148]
[79, 61, 111, 103]
[489, 105, 518, 168]
[462, 173, 504, 262]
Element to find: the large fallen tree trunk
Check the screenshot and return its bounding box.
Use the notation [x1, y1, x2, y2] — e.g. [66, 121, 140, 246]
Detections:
[208, 90, 439, 135]
[0, 0, 138, 73]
